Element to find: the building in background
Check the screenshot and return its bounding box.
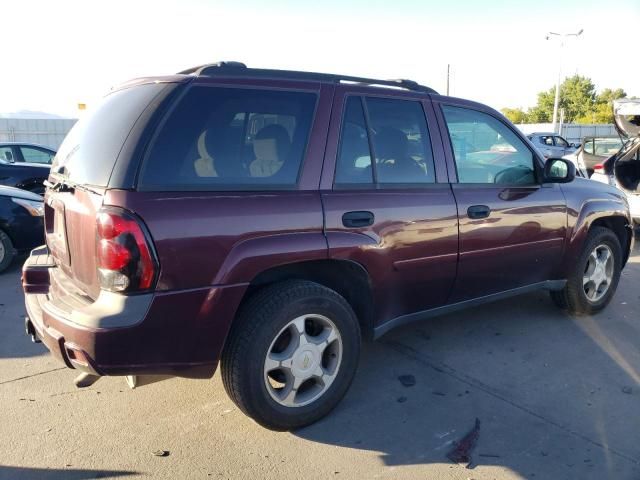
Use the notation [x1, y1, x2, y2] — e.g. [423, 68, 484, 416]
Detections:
[0, 112, 77, 150]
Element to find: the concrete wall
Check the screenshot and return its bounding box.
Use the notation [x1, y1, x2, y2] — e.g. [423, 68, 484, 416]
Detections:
[0, 118, 77, 150]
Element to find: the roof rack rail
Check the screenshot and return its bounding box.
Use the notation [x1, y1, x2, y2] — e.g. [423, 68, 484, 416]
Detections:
[177, 61, 438, 94]
[177, 61, 248, 76]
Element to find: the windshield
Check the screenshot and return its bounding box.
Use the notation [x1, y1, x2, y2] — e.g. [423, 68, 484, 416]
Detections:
[52, 83, 167, 187]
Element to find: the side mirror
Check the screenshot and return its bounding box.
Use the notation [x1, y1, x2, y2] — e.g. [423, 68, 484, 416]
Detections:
[544, 158, 576, 183]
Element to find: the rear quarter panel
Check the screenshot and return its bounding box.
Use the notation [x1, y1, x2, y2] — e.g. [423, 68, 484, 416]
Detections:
[103, 190, 327, 291]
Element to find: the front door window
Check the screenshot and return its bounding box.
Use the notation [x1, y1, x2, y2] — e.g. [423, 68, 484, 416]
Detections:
[442, 106, 537, 185]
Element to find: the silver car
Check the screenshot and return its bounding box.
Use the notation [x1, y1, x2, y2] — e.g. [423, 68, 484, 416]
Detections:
[527, 132, 578, 159]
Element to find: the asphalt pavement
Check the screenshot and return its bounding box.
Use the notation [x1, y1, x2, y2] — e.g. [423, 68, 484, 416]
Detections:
[1, 244, 639, 479]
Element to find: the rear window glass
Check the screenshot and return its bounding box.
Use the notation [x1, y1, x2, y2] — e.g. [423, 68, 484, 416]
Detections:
[52, 83, 166, 186]
[139, 86, 317, 190]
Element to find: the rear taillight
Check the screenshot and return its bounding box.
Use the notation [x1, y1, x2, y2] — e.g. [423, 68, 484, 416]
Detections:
[96, 208, 158, 293]
[593, 163, 604, 172]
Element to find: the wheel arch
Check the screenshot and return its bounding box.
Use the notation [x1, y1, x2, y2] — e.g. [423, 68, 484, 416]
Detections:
[239, 259, 375, 340]
[568, 200, 633, 273]
[590, 216, 633, 267]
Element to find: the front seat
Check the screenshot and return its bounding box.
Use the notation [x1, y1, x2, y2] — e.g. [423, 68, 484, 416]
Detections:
[374, 127, 423, 181]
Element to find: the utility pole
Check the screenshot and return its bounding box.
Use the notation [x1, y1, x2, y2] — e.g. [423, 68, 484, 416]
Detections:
[546, 29, 583, 133]
[446, 64, 450, 96]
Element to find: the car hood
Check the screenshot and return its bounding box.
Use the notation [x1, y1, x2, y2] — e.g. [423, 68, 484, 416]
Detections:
[0, 185, 43, 201]
[613, 99, 640, 138]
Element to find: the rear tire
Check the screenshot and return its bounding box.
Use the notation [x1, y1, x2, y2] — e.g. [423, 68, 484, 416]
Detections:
[550, 226, 622, 315]
[0, 230, 16, 273]
[221, 280, 361, 430]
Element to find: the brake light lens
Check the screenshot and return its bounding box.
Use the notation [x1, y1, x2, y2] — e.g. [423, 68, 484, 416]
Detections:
[593, 163, 604, 172]
[96, 209, 157, 293]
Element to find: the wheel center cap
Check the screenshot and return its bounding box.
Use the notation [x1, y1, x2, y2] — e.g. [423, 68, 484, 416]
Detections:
[593, 264, 606, 282]
[294, 347, 319, 373]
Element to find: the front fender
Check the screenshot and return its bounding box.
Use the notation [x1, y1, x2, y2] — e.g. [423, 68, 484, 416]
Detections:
[563, 196, 632, 274]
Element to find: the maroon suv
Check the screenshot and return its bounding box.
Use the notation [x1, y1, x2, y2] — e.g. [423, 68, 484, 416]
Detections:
[22, 62, 634, 430]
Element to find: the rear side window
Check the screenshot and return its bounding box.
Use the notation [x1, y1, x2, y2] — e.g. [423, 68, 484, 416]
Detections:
[140, 86, 317, 190]
[52, 83, 167, 186]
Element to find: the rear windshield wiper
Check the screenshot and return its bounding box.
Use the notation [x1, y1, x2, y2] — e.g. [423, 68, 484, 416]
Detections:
[44, 179, 75, 193]
[44, 178, 102, 196]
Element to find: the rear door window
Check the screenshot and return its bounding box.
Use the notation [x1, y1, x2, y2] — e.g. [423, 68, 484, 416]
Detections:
[334, 96, 435, 186]
[140, 86, 317, 190]
[366, 97, 435, 184]
[334, 97, 373, 185]
[20, 146, 54, 164]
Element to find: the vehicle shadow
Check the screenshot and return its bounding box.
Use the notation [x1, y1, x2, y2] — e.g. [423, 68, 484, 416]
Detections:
[294, 256, 640, 478]
[0, 256, 47, 360]
[0, 465, 139, 479]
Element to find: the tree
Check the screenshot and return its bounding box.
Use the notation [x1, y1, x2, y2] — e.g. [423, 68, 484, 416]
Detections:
[579, 88, 627, 124]
[501, 76, 627, 124]
[532, 75, 597, 123]
[500, 107, 527, 124]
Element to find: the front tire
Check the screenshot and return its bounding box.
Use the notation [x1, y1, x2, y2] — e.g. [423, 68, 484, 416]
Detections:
[550, 226, 622, 315]
[221, 280, 361, 430]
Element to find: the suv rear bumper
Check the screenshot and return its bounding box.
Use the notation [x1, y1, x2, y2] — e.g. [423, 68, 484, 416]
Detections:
[22, 246, 247, 378]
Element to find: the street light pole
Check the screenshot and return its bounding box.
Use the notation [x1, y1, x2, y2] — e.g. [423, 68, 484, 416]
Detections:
[546, 29, 583, 134]
[446, 64, 450, 96]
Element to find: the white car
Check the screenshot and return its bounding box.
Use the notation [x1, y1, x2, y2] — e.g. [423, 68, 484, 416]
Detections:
[561, 150, 589, 178]
[590, 99, 640, 226]
[527, 132, 578, 159]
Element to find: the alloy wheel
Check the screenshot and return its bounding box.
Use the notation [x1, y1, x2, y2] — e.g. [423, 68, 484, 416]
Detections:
[263, 314, 342, 408]
[583, 244, 614, 302]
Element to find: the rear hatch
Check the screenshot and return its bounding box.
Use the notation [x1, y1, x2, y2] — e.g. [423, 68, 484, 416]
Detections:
[45, 82, 169, 299]
[613, 99, 640, 138]
[609, 100, 640, 200]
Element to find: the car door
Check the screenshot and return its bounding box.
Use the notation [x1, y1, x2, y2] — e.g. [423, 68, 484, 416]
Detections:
[580, 138, 600, 174]
[535, 135, 557, 158]
[0, 146, 19, 186]
[320, 87, 458, 325]
[435, 100, 567, 302]
[553, 135, 571, 157]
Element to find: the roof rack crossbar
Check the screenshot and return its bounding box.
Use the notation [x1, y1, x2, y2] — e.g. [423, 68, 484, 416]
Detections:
[176, 62, 438, 94]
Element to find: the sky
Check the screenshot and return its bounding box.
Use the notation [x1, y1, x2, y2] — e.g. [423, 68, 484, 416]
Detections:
[1, 0, 639, 118]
